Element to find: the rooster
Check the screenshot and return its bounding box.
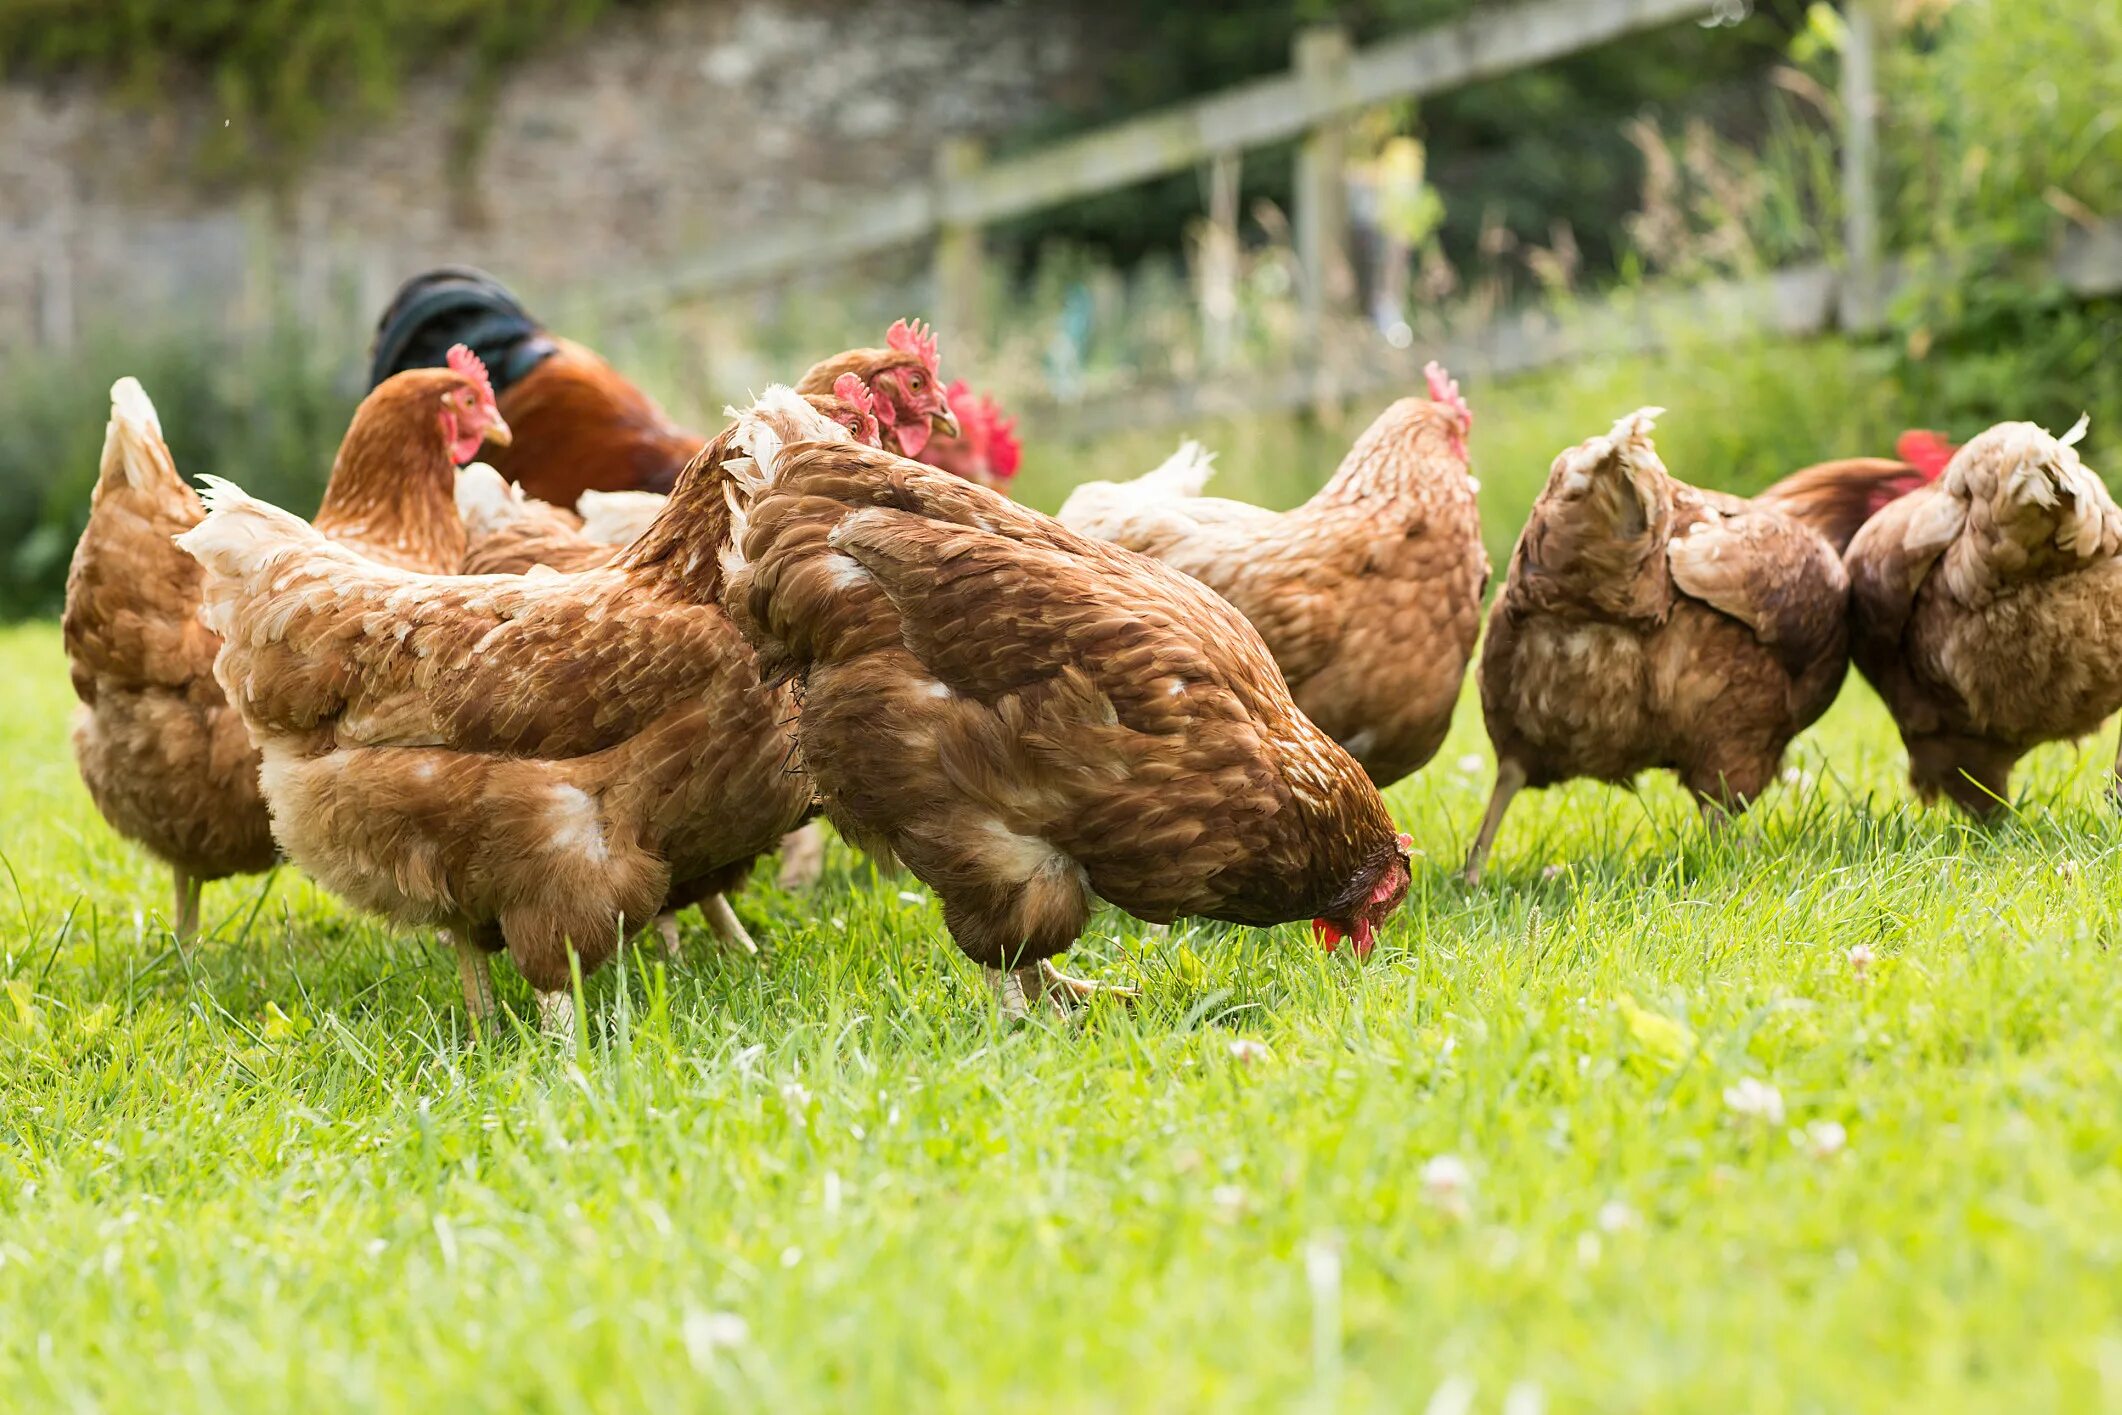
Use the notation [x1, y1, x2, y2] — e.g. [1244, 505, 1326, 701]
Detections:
[368, 267, 959, 504]
[1058, 363, 1487, 786]
[1845, 416, 2122, 814]
[63, 350, 510, 937]
[714, 392, 1414, 1017]
[174, 402, 834, 1034]
[1465, 409, 1864, 881]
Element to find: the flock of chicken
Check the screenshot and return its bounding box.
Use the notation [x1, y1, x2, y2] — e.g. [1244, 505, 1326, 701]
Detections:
[60, 266, 2116, 1031]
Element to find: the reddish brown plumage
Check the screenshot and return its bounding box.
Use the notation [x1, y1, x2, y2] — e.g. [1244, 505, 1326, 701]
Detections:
[176, 412, 815, 1007]
[1058, 379, 1489, 787]
[477, 338, 707, 504]
[63, 383, 278, 932]
[449, 325, 956, 507]
[1752, 454, 1943, 557]
[1845, 417, 2122, 815]
[714, 393, 1411, 983]
[459, 389, 885, 577]
[63, 366, 506, 934]
[1467, 409, 1853, 879]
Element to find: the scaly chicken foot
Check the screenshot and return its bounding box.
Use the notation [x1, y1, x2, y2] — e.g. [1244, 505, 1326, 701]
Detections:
[1463, 760, 1528, 884]
[985, 960, 1139, 1021]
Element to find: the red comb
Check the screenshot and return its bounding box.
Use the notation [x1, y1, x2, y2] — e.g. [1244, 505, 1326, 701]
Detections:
[886, 318, 940, 378]
[447, 344, 496, 405]
[1895, 429, 1958, 483]
[833, 372, 877, 419]
[946, 380, 1020, 481]
[1425, 361, 1471, 435]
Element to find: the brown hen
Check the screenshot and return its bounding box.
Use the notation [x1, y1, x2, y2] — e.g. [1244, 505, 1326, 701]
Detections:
[1057, 363, 1488, 786]
[176, 405, 822, 1034]
[1466, 408, 1854, 881]
[715, 392, 1413, 1016]
[63, 356, 510, 936]
[1845, 416, 2122, 815]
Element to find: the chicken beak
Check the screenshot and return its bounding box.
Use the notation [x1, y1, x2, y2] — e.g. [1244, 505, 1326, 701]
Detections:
[931, 405, 962, 441]
[482, 412, 514, 448]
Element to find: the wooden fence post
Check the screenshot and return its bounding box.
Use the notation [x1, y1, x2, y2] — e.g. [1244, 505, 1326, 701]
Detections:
[1838, 0, 1882, 332]
[934, 137, 986, 355]
[1293, 26, 1355, 359]
[1201, 151, 1242, 369]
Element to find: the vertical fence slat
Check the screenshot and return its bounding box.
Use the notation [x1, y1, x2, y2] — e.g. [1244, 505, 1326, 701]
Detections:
[1200, 151, 1242, 369]
[1838, 0, 1882, 332]
[934, 137, 987, 355]
[1294, 25, 1355, 361]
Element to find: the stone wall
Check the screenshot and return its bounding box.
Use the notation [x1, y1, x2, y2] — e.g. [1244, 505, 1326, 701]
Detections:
[0, 0, 1082, 352]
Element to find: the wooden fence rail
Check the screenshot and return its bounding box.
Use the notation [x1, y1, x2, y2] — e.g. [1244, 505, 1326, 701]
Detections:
[1014, 214, 2122, 441]
[601, 0, 1728, 318]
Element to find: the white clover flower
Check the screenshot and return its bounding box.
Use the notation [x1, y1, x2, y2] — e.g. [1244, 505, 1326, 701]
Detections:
[1227, 1038, 1271, 1066]
[1846, 943, 1875, 976]
[1723, 1078, 1785, 1125]
[682, 1307, 750, 1366]
[1596, 1199, 1640, 1233]
[1421, 1154, 1474, 1217]
[1798, 1119, 1848, 1160]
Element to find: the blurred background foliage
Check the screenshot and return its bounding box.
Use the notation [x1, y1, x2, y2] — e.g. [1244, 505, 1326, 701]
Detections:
[0, 0, 2116, 616]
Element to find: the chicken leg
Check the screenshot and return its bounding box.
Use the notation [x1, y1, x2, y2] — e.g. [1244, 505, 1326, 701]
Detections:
[776, 823, 828, 890]
[701, 894, 759, 955]
[172, 868, 203, 942]
[1463, 759, 1528, 884]
[451, 931, 497, 1026]
[536, 990, 577, 1041]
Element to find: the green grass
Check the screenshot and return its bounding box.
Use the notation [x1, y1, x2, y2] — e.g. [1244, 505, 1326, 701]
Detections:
[7, 610, 2122, 1412]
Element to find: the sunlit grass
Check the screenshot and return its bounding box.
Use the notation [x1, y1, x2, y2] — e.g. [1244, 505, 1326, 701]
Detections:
[5, 609, 2122, 1410]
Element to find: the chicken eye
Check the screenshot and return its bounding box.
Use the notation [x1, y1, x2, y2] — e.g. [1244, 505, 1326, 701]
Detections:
[908, 374, 924, 390]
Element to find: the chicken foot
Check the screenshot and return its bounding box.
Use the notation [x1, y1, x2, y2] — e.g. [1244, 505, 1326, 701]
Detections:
[984, 960, 1139, 1021]
[1463, 759, 1528, 884]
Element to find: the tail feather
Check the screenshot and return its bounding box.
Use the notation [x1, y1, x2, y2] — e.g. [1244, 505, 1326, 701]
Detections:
[1984, 415, 2111, 559]
[368, 266, 556, 394]
[175, 477, 330, 584]
[1055, 438, 1217, 538]
[99, 377, 181, 495]
[1135, 439, 1217, 498]
[725, 385, 850, 487]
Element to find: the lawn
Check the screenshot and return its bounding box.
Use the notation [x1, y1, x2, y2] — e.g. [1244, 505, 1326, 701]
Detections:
[4, 610, 2121, 1413]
